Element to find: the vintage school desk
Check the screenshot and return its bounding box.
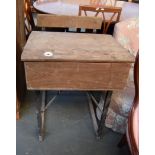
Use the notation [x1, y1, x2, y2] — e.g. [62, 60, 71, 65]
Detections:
[21, 31, 134, 141]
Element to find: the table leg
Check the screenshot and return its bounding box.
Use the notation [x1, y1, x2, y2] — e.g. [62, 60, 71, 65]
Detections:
[37, 91, 46, 142]
[97, 91, 112, 138]
[36, 91, 58, 141]
[87, 93, 98, 136]
[87, 91, 112, 138]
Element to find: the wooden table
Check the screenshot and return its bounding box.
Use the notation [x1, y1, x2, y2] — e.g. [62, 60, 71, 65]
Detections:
[21, 31, 134, 141]
[33, 0, 139, 21]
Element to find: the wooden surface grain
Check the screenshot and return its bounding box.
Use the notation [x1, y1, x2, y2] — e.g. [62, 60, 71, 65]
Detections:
[37, 14, 102, 29]
[24, 62, 131, 90]
[21, 31, 134, 62]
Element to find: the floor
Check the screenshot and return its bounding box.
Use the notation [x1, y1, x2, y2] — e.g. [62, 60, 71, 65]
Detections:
[17, 91, 130, 155]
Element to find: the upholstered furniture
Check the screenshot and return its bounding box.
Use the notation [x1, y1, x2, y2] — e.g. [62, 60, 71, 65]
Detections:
[118, 52, 139, 155]
[105, 17, 139, 133]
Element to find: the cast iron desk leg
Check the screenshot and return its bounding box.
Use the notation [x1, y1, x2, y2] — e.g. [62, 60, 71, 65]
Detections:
[37, 91, 46, 142]
[37, 91, 58, 142]
[97, 91, 112, 138]
[87, 91, 113, 139]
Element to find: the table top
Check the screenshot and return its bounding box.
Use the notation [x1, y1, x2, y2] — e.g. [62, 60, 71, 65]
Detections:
[21, 31, 134, 63]
[33, 1, 139, 21]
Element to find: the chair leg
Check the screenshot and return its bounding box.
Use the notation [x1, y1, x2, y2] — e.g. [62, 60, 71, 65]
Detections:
[118, 134, 127, 147]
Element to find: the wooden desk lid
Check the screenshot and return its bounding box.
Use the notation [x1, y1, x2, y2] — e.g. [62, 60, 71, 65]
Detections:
[21, 31, 134, 62]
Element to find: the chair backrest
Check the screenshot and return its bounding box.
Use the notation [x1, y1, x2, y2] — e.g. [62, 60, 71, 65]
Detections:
[79, 5, 122, 33]
[24, 0, 35, 39]
[36, 14, 102, 32]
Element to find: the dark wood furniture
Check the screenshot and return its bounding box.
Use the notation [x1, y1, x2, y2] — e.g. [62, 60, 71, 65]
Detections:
[16, 93, 20, 120]
[16, 0, 27, 119]
[132, 0, 139, 3]
[28, 0, 37, 12]
[127, 52, 139, 155]
[24, 0, 36, 39]
[118, 52, 139, 155]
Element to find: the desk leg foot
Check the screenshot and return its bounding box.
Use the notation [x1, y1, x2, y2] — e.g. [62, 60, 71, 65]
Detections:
[37, 91, 46, 142]
[97, 91, 112, 138]
[39, 136, 43, 142]
[37, 110, 45, 142]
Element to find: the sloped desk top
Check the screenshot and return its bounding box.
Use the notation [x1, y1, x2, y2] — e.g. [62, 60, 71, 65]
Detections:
[21, 31, 134, 62]
[21, 31, 134, 90]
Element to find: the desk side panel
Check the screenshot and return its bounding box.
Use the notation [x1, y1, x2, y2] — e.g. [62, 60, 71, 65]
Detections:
[24, 62, 131, 90]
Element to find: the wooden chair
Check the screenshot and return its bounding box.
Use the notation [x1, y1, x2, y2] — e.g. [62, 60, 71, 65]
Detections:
[36, 14, 103, 33]
[24, 0, 35, 39]
[118, 52, 139, 155]
[78, 5, 122, 34]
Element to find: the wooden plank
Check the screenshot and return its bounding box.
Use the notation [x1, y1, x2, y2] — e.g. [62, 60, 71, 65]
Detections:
[16, 0, 26, 48]
[16, 0, 27, 119]
[37, 14, 102, 29]
[21, 31, 135, 62]
[24, 62, 131, 90]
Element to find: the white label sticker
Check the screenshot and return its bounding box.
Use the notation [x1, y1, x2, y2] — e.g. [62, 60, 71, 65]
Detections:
[44, 51, 53, 57]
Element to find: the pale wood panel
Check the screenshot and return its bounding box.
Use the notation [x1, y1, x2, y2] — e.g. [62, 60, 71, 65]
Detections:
[21, 31, 135, 62]
[37, 14, 102, 29]
[24, 62, 131, 90]
[110, 63, 131, 88]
